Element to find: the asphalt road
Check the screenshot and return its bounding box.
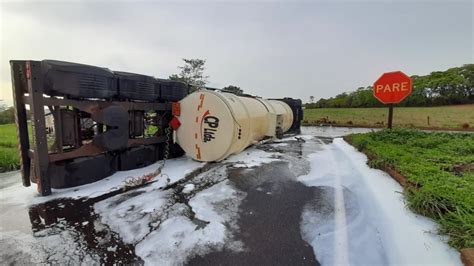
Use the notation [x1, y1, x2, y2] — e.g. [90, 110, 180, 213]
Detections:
[1, 134, 330, 265]
[0, 127, 459, 265]
[189, 161, 319, 265]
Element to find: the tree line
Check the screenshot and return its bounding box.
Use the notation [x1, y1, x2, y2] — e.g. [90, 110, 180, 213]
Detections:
[0, 101, 15, 125]
[306, 64, 474, 108]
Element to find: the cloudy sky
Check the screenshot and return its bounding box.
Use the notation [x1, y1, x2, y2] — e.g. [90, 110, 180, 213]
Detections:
[0, 0, 472, 105]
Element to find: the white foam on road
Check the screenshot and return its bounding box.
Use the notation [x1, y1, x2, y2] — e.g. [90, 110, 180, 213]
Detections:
[2, 126, 460, 265]
[135, 180, 245, 265]
[332, 157, 349, 266]
[0, 228, 100, 264]
[182, 183, 195, 194]
[0, 157, 204, 206]
[223, 147, 279, 168]
[301, 126, 377, 138]
[1, 144, 275, 265]
[94, 187, 173, 244]
[94, 164, 248, 265]
[298, 137, 461, 266]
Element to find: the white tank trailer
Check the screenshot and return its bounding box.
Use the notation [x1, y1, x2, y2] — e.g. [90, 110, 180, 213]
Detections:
[175, 89, 302, 162]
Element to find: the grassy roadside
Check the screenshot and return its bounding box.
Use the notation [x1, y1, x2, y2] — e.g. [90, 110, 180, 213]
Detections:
[0, 123, 20, 172]
[346, 129, 474, 250]
[304, 104, 474, 130]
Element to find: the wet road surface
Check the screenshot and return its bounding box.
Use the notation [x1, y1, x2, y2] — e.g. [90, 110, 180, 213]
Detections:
[0, 127, 460, 265]
[189, 161, 319, 265]
[1, 131, 328, 265]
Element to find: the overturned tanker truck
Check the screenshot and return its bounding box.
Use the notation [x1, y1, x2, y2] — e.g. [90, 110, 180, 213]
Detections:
[10, 60, 303, 196]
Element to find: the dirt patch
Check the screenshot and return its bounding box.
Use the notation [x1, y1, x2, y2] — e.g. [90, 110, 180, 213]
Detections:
[452, 163, 474, 176]
[461, 248, 474, 266]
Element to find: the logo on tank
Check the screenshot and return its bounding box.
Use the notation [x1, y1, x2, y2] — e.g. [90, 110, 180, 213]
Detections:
[200, 110, 220, 143]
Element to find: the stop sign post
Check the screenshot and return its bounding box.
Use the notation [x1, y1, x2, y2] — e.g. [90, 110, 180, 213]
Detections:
[373, 71, 412, 129]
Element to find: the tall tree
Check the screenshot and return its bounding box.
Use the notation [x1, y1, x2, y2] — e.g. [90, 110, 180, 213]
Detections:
[169, 58, 209, 90]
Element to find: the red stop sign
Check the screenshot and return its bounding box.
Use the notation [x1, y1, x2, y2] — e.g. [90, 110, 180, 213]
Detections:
[373, 71, 412, 104]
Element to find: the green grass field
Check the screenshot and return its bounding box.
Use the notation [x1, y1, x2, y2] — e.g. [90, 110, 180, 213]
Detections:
[304, 104, 474, 129]
[0, 124, 20, 172]
[347, 130, 474, 250]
